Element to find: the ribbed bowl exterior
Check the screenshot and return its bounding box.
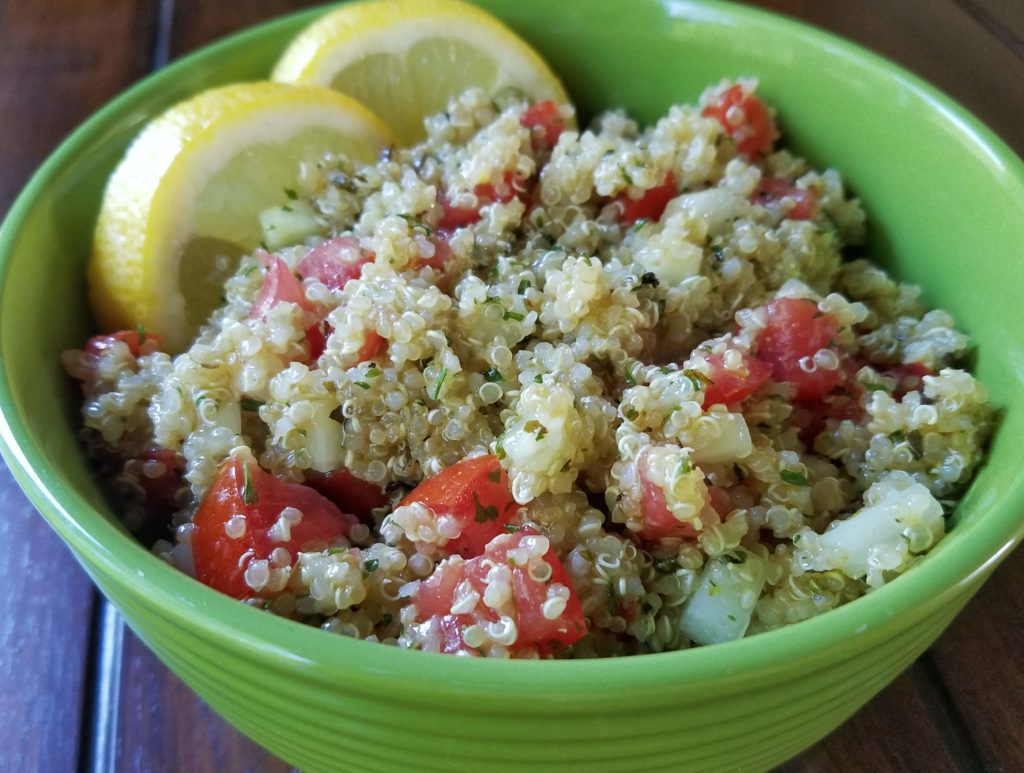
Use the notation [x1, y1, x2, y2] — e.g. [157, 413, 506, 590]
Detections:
[2, 2, 1024, 772]
[87, 544, 980, 772]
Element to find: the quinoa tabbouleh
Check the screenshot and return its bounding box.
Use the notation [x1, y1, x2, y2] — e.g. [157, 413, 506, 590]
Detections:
[65, 81, 993, 658]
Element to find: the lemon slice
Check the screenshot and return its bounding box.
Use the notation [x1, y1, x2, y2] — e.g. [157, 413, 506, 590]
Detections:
[272, 0, 568, 144]
[89, 82, 394, 352]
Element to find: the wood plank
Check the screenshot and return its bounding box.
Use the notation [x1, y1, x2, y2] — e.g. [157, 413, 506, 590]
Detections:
[928, 547, 1024, 769]
[167, 0, 322, 59]
[0, 1, 157, 770]
[750, 0, 1024, 156]
[777, 659, 981, 772]
[0, 0, 156, 216]
[101, 609, 292, 772]
[0, 465, 95, 772]
[954, 0, 1024, 59]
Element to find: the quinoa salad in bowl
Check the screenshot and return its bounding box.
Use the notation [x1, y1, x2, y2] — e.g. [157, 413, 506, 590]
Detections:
[64, 80, 993, 659]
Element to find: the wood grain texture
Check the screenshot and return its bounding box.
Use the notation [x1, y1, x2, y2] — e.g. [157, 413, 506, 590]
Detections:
[0, 466, 94, 772]
[0, 1, 156, 771]
[0, 0, 157, 217]
[107, 611, 292, 773]
[750, 0, 1024, 156]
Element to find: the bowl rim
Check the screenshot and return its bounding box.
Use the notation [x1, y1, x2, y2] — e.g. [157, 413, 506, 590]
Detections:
[2, 0, 1024, 702]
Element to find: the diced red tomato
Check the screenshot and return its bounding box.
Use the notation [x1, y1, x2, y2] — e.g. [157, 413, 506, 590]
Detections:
[520, 100, 566, 149]
[751, 177, 817, 219]
[792, 356, 864, 446]
[702, 351, 772, 407]
[706, 486, 733, 518]
[303, 322, 327, 363]
[755, 298, 842, 400]
[306, 468, 389, 524]
[249, 255, 314, 320]
[417, 231, 455, 272]
[701, 84, 777, 157]
[887, 362, 934, 398]
[85, 329, 161, 358]
[132, 448, 183, 516]
[399, 454, 518, 558]
[191, 455, 359, 599]
[297, 236, 372, 291]
[617, 171, 677, 224]
[357, 331, 388, 362]
[635, 447, 715, 541]
[438, 171, 527, 231]
[412, 527, 586, 655]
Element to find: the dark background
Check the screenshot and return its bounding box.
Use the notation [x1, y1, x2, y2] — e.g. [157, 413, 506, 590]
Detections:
[1, 1, 1021, 770]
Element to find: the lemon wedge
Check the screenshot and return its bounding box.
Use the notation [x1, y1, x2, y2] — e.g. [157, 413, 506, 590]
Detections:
[272, 0, 568, 144]
[89, 82, 394, 352]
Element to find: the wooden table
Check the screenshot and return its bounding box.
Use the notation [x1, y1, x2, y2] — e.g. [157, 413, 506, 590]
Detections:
[1, 2, 1021, 770]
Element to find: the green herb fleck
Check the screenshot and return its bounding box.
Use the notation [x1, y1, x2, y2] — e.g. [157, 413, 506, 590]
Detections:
[431, 367, 448, 400]
[793, 534, 801, 543]
[242, 462, 258, 505]
[240, 398, 264, 412]
[495, 439, 506, 460]
[136, 324, 147, 345]
[780, 470, 810, 486]
[482, 367, 504, 383]
[624, 363, 637, 387]
[534, 373, 543, 384]
[623, 407, 639, 421]
[708, 580, 720, 597]
[284, 188, 298, 200]
[727, 614, 737, 622]
[619, 164, 634, 186]
[503, 523, 522, 532]
[363, 558, 380, 574]
[675, 456, 693, 479]
[631, 218, 648, 233]
[864, 383, 889, 392]
[535, 426, 548, 441]
[242, 263, 259, 278]
[723, 551, 747, 565]
[398, 213, 433, 236]
[683, 369, 712, 393]
[366, 366, 383, 378]
[503, 309, 525, 322]
[517, 279, 531, 294]
[473, 491, 499, 524]
[328, 546, 347, 555]
[354, 381, 371, 390]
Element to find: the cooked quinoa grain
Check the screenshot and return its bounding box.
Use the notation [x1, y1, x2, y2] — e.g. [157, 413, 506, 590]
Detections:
[68, 81, 993, 657]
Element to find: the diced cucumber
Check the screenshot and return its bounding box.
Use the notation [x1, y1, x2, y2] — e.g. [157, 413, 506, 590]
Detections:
[680, 553, 766, 645]
[259, 200, 323, 250]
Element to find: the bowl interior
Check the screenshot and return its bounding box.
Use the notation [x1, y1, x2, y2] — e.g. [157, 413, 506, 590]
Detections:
[2, 0, 1024, 694]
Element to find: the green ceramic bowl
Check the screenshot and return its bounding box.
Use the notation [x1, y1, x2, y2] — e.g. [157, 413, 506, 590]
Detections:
[2, 1, 1023, 770]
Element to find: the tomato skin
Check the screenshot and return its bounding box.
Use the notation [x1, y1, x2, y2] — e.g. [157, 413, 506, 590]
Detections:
[306, 468, 388, 524]
[191, 455, 359, 599]
[636, 448, 702, 541]
[756, 298, 842, 400]
[297, 236, 372, 291]
[86, 329, 161, 358]
[751, 177, 817, 219]
[357, 331, 388, 362]
[887, 362, 934, 398]
[399, 454, 516, 558]
[438, 172, 527, 231]
[617, 171, 677, 224]
[249, 256, 313, 320]
[412, 527, 586, 655]
[520, 100, 566, 149]
[702, 351, 772, 407]
[701, 84, 777, 157]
